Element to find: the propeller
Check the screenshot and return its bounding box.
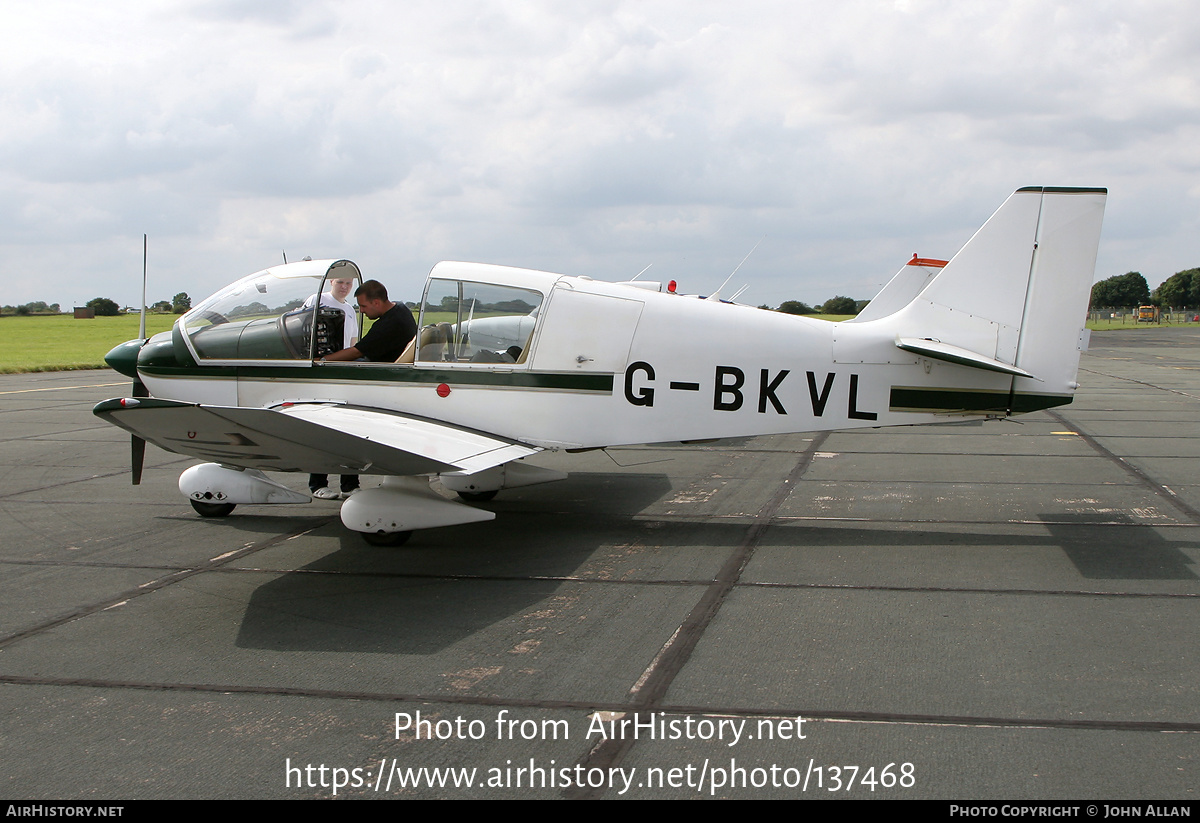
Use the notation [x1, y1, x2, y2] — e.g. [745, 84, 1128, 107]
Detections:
[130, 234, 150, 485]
[130, 376, 149, 485]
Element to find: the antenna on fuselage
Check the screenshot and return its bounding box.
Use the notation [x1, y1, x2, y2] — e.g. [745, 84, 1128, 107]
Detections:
[282, 250, 288, 264]
[708, 235, 764, 300]
[631, 263, 653, 281]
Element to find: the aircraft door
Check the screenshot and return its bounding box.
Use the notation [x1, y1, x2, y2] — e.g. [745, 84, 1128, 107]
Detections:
[527, 286, 643, 372]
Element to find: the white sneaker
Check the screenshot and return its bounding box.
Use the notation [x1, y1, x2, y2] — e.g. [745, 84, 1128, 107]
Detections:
[312, 487, 340, 500]
[340, 488, 360, 499]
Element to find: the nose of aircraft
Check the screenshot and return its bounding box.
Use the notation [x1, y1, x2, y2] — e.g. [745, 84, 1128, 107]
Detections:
[104, 338, 146, 379]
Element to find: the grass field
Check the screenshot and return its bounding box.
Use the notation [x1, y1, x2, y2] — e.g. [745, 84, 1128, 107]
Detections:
[1086, 316, 1198, 330]
[0, 314, 179, 373]
[0, 312, 1194, 373]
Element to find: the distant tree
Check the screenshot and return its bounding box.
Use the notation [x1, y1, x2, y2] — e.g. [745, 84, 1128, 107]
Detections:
[86, 297, 121, 316]
[1090, 272, 1150, 308]
[1151, 267, 1200, 308]
[8, 301, 59, 315]
[820, 296, 859, 315]
[231, 301, 270, 317]
[151, 300, 172, 313]
[172, 292, 191, 314]
[492, 299, 536, 313]
[777, 300, 816, 315]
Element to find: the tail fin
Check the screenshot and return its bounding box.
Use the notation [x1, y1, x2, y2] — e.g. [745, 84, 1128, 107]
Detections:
[892, 186, 1106, 403]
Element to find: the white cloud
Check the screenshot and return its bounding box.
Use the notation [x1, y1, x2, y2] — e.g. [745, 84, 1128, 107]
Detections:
[1, 0, 1199, 310]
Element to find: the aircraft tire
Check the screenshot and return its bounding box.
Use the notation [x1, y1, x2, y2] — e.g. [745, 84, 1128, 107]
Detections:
[362, 530, 413, 547]
[190, 500, 236, 517]
[456, 490, 498, 502]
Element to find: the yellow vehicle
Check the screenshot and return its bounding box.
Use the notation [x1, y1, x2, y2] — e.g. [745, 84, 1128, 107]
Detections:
[1137, 305, 1159, 323]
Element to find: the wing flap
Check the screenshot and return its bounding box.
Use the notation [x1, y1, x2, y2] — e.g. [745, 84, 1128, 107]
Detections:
[275, 403, 540, 473]
[94, 398, 539, 475]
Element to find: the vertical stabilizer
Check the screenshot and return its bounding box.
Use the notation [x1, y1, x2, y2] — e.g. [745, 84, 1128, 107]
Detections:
[889, 187, 1106, 405]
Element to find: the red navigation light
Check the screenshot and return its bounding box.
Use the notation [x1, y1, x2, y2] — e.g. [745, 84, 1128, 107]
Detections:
[667, 280, 677, 293]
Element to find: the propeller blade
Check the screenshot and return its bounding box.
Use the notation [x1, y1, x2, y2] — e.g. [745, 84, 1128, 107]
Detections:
[130, 376, 149, 484]
[131, 434, 146, 486]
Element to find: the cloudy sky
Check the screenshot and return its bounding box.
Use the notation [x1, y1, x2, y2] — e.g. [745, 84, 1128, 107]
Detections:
[3, 0, 1198, 310]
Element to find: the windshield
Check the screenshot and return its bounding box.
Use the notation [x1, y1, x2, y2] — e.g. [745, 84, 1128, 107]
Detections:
[180, 260, 362, 361]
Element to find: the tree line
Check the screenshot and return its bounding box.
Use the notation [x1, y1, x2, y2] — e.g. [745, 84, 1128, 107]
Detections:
[0, 293, 192, 317]
[758, 266, 1200, 317]
[1089, 269, 1199, 309]
[759, 296, 866, 316]
[9, 266, 1200, 320]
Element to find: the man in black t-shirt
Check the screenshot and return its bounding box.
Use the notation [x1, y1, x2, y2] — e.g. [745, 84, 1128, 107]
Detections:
[321, 280, 417, 363]
[312, 279, 417, 498]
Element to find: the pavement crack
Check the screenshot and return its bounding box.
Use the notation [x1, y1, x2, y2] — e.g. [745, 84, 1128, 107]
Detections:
[0, 518, 337, 650]
[1047, 410, 1200, 525]
[564, 432, 831, 798]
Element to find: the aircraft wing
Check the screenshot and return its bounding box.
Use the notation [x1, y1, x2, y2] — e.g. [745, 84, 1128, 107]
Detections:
[93, 398, 539, 475]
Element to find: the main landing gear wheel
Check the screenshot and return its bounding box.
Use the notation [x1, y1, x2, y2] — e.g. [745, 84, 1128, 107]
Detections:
[190, 500, 236, 517]
[362, 530, 413, 547]
[456, 490, 498, 502]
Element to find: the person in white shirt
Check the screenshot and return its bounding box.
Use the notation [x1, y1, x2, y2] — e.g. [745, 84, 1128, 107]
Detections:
[304, 276, 360, 498]
[303, 276, 358, 350]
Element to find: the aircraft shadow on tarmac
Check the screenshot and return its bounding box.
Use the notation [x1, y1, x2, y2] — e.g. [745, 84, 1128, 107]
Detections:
[1041, 513, 1197, 580]
[234, 471, 675, 655]
[749, 517, 1196, 581]
[229, 474, 1196, 655]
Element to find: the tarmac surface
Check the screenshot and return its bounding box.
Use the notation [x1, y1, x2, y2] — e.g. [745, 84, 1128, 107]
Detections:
[1, 328, 1197, 799]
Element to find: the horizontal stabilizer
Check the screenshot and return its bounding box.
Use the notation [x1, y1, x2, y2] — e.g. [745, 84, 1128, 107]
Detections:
[94, 397, 538, 475]
[895, 337, 1037, 379]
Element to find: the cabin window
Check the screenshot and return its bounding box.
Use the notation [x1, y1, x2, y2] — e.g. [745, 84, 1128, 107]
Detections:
[416, 279, 542, 365]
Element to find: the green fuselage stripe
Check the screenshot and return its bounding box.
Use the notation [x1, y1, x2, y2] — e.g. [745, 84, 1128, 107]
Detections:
[139, 363, 614, 393]
[889, 386, 1071, 414]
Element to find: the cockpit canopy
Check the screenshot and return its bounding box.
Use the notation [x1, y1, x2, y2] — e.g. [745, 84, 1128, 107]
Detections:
[179, 260, 362, 362]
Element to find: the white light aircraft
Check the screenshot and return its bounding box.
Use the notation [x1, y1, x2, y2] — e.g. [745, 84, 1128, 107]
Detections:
[96, 186, 1106, 545]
